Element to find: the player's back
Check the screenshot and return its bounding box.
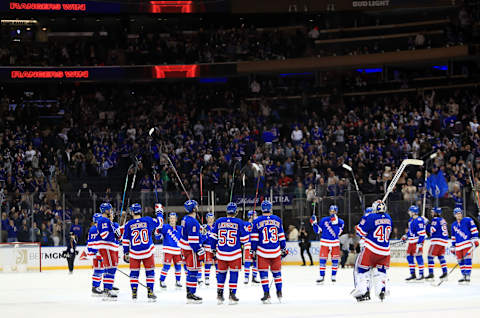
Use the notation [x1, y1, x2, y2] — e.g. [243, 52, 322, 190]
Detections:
[252, 214, 286, 258]
[162, 224, 182, 254]
[87, 225, 100, 256]
[180, 215, 200, 250]
[452, 217, 478, 249]
[318, 215, 344, 246]
[407, 217, 426, 242]
[96, 216, 119, 250]
[214, 217, 248, 260]
[428, 217, 449, 245]
[123, 216, 157, 259]
[357, 212, 393, 256]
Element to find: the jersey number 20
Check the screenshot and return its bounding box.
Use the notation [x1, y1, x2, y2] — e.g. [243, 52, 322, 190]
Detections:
[374, 226, 392, 243]
[132, 229, 149, 246]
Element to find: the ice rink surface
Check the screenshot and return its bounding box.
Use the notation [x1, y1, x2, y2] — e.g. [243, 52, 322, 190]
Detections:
[1, 266, 480, 318]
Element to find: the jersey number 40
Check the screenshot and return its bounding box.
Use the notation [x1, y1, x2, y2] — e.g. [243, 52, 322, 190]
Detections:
[374, 226, 392, 243]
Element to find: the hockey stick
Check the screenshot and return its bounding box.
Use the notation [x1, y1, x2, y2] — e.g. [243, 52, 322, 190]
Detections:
[342, 164, 364, 210]
[119, 164, 133, 222]
[152, 167, 159, 204]
[382, 159, 424, 203]
[200, 166, 204, 224]
[252, 163, 263, 212]
[229, 161, 241, 202]
[242, 174, 246, 219]
[149, 128, 190, 200]
[436, 246, 477, 287]
[117, 268, 148, 289]
[467, 167, 480, 214]
[126, 157, 140, 210]
[421, 153, 437, 217]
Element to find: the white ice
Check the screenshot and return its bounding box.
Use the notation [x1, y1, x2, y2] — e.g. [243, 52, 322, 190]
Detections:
[1, 266, 480, 318]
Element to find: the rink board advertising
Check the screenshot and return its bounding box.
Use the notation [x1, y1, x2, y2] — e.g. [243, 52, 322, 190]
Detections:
[4, 240, 479, 271]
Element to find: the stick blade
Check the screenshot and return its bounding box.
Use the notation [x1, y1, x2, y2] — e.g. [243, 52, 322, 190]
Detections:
[342, 163, 352, 172]
[404, 159, 424, 166]
[149, 127, 155, 136]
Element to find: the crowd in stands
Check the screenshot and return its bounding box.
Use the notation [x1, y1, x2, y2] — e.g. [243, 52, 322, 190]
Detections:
[1, 75, 480, 245]
[0, 5, 476, 66]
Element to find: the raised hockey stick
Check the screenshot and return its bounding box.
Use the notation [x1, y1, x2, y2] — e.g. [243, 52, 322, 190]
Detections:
[382, 159, 424, 203]
[252, 163, 263, 212]
[436, 246, 477, 287]
[119, 164, 133, 222]
[229, 161, 241, 202]
[342, 164, 364, 211]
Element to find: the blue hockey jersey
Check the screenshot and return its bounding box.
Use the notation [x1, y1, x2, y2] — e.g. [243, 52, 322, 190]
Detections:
[96, 216, 119, 251]
[160, 224, 182, 255]
[179, 215, 202, 253]
[355, 212, 393, 256]
[203, 224, 215, 252]
[451, 217, 479, 251]
[86, 225, 100, 257]
[211, 217, 249, 261]
[243, 221, 253, 249]
[406, 216, 426, 244]
[426, 217, 449, 246]
[122, 216, 162, 259]
[251, 215, 286, 258]
[312, 215, 345, 247]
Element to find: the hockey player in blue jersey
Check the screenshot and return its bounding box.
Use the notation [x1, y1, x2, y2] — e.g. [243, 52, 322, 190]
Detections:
[211, 202, 249, 304]
[310, 205, 345, 284]
[251, 200, 288, 304]
[158, 212, 183, 289]
[180, 199, 204, 303]
[353, 200, 392, 302]
[203, 212, 216, 286]
[451, 207, 479, 284]
[87, 213, 103, 296]
[425, 207, 449, 281]
[122, 203, 163, 301]
[402, 205, 426, 281]
[96, 202, 121, 300]
[243, 210, 259, 284]
[353, 205, 375, 296]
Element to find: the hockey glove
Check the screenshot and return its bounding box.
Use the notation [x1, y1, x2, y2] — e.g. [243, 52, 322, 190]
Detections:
[473, 240, 479, 248]
[310, 215, 317, 225]
[401, 235, 407, 242]
[450, 247, 456, 255]
[123, 253, 130, 263]
[250, 250, 257, 260]
[211, 249, 217, 260]
[281, 248, 289, 258]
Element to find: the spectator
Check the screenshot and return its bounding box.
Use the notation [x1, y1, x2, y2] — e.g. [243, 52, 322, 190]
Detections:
[29, 222, 41, 242]
[401, 178, 417, 202]
[7, 219, 17, 242]
[299, 226, 313, 266]
[339, 232, 355, 268]
[288, 225, 299, 241]
[291, 126, 303, 145]
[70, 218, 83, 244]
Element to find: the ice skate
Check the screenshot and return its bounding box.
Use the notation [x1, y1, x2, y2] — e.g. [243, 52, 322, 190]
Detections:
[276, 290, 282, 303]
[147, 288, 157, 302]
[425, 273, 434, 281]
[91, 286, 103, 297]
[103, 289, 118, 301]
[229, 290, 239, 305]
[439, 272, 448, 281]
[405, 274, 416, 282]
[217, 289, 225, 305]
[205, 278, 210, 286]
[186, 292, 202, 304]
[175, 281, 183, 289]
[261, 291, 271, 304]
[159, 281, 167, 290]
[131, 287, 138, 301]
[316, 276, 325, 285]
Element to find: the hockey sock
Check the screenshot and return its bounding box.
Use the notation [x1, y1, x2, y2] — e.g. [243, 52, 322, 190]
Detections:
[174, 264, 182, 282]
[427, 256, 434, 275]
[205, 263, 212, 280]
[146, 269, 155, 291]
[229, 270, 239, 294]
[464, 258, 472, 276]
[332, 259, 339, 278]
[215, 263, 219, 280]
[272, 270, 282, 292]
[197, 269, 202, 281]
[319, 258, 327, 277]
[244, 261, 252, 280]
[415, 255, 424, 276]
[217, 270, 227, 291]
[186, 270, 198, 294]
[458, 258, 465, 276]
[260, 270, 269, 293]
[160, 264, 171, 282]
[130, 269, 139, 291]
[407, 255, 415, 275]
[92, 269, 103, 288]
[438, 256, 447, 274]
[252, 263, 258, 279]
[103, 267, 116, 290]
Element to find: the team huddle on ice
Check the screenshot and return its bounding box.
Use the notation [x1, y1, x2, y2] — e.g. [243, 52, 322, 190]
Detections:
[84, 197, 478, 304]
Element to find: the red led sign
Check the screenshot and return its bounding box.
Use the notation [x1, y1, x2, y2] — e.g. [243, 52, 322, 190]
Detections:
[153, 65, 200, 79]
[149, 1, 193, 13]
[11, 70, 89, 79]
[9, 2, 86, 11]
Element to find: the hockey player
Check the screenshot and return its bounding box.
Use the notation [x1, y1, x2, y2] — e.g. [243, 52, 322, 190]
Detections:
[203, 212, 216, 286]
[425, 207, 449, 281]
[96, 202, 121, 300]
[451, 207, 479, 284]
[244, 210, 259, 284]
[180, 199, 204, 303]
[402, 205, 426, 281]
[251, 200, 288, 304]
[353, 200, 392, 302]
[211, 202, 249, 304]
[310, 205, 345, 284]
[87, 213, 104, 296]
[122, 203, 163, 301]
[158, 212, 183, 289]
[353, 206, 374, 295]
